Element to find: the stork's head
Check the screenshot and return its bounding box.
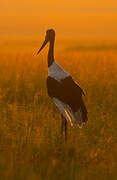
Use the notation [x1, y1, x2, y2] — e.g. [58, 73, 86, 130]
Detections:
[37, 29, 55, 55]
[46, 29, 55, 42]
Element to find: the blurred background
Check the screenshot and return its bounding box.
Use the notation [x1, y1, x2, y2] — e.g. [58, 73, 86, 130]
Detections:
[1, 0, 117, 39]
[0, 1, 117, 179]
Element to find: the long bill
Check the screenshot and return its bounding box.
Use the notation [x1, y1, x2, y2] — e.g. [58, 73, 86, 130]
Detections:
[37, 39, 48, 55]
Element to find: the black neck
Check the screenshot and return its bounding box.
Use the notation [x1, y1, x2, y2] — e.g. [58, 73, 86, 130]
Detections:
[48, 40, 55, 67]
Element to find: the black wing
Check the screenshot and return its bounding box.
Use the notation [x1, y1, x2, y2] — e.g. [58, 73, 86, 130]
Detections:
[47, 76, 86, 113]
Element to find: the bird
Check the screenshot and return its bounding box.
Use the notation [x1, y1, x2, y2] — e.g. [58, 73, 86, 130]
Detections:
[37, 29, 88, 142]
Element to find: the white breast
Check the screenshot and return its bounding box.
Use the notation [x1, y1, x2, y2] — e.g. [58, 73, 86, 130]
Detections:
[48, 61, 69, 81]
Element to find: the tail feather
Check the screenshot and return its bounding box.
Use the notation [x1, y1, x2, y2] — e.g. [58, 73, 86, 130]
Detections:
[73, 99, 88, 127]
[80, 99, 88, 123]
[52, 97, 88, 128]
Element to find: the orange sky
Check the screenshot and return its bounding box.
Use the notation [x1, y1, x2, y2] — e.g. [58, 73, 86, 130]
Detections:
[1, 0, 117, 38]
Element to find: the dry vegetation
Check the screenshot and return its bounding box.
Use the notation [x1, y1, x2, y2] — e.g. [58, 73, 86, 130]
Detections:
[0, 39, 117, 180]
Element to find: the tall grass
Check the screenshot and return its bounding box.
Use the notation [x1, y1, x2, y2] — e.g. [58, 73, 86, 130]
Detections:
[0, 40, 117, 179]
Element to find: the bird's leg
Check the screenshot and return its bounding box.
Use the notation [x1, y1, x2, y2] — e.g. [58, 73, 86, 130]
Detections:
[61, 114, 67, 142]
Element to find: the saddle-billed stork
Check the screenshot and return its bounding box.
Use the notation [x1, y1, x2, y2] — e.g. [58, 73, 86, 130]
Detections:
[37, 29, 88, 141]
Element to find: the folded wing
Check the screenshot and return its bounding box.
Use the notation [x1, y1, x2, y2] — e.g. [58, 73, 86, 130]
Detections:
[47, 76, 88, 124]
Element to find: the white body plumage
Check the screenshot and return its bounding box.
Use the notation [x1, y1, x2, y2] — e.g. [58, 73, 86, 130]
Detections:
[48, 61, 83, 128]
[48, 61, 69, 82]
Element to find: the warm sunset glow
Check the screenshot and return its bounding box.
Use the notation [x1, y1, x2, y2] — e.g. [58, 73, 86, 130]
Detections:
[0, 1, 117, 179]
[1, 0, 117, 37]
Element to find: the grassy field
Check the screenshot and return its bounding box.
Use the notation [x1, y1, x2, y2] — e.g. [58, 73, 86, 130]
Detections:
[0, 39, 117, 180]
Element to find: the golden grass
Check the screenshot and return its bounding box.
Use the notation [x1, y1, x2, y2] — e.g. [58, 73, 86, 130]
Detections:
[0, 39, 117, 179]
